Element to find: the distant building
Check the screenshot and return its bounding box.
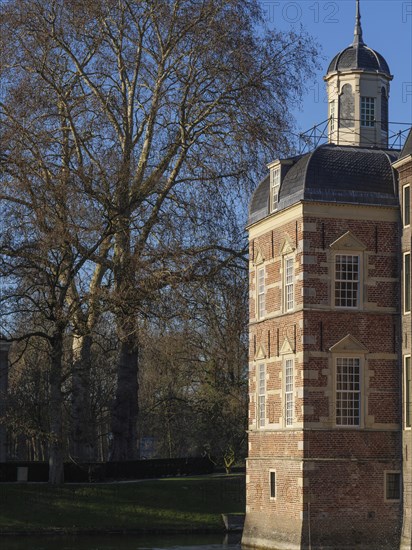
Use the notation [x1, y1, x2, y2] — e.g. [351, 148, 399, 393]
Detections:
[242, 1, 412, 548]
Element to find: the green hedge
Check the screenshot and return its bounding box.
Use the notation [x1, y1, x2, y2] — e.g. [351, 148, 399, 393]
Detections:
[0, 457, 214, 482]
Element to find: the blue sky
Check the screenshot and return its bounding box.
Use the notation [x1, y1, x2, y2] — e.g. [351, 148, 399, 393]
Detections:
[261, 0, 412, 148]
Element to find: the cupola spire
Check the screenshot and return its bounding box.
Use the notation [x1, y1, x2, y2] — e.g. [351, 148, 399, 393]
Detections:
[353, 0, 364, 46]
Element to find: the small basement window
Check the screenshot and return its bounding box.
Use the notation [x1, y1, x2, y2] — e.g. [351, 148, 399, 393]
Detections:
[385, 472, 401, 501]
[269, 470, 276, 499]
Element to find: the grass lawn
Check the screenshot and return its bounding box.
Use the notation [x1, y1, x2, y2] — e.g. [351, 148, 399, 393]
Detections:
[0, 474, 245, 535]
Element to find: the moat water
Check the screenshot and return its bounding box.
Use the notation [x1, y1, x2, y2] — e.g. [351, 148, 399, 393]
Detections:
[1, 533, 242, 550]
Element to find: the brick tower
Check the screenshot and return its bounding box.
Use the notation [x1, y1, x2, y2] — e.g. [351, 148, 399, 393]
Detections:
[242, 2, 404, 548]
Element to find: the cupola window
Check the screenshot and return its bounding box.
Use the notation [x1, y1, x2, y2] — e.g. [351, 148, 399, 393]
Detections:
[361, 97, 375, 127]
[329, 101, 336, 135]
[339, 84, 354, 129]
[381, 87, 388, 133]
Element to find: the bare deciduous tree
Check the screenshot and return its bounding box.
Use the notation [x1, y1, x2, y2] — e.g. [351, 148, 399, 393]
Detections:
[0, 60, 108, 481]
[1, 0, 318, 464]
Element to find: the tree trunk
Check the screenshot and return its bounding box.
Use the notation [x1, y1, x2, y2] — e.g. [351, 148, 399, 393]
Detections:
[0, 342, 10, 462]
[109, 334, 139, 461]
[49, 331, 65, 484]
[70, 333, 96, 462]
[110, 209, 139, 461]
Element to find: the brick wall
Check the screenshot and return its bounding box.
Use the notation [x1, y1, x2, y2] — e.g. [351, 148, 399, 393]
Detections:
[399, 159, 412, 550]
[245, 203, 402, 549]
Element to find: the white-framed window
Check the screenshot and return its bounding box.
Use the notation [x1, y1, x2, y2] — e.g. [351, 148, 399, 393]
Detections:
[405, 355, 411, 429]
[404, 252, 411, 314]
[334, 254, 360, 308]
[335, 357, 361, 426]
[284, 358, 294, 427]
[403, 185, 410, 227]
[284, 255, 294, 312]
[257, 266, 265, 319]
[361, 97, 375, 127]
[258, 363, 266, 428]
[270, 167, 281, 212]
[269, 470, 276, 500]
[384, 471, 401, 501]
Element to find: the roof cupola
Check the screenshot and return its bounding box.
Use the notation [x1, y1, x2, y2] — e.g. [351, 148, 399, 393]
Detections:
[324, 0, 392, 148]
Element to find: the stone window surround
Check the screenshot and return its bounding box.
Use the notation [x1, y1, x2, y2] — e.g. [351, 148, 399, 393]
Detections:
[257, 266, 266, 320]
[283, 356, 294, 428]
[280, 237, 296, 314]
[253, 246, 266, 321]
[404, 252, 411, 315]
[403, 184, 410, 227]
[334, 253, 360, 308]
[335, 356, 361, 427]
[330, 231, 366, 311]
[257, 363, 266, 429]
[329, 334, 368, 429]
[284, 254, 295, 313]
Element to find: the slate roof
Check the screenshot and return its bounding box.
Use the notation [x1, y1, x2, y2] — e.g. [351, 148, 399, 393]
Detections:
[248, 174, 270, 226]
[327, 44, 390, 76]
[248, 145, 400, 226]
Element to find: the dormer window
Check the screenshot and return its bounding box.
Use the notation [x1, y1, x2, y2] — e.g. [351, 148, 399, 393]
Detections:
[270, 166, 281, 212]
[361, 97, 375, 127]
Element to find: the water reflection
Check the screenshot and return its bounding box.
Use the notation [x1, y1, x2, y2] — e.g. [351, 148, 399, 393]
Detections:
[1, 533, 242, 550]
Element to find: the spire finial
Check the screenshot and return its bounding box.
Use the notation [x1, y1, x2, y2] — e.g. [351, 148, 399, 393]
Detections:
[353, 0, 364, 46]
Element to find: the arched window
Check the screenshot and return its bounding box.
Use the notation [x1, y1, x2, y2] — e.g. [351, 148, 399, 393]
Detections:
[339, 84, 354, 128]
[381, 87, 388, 133]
